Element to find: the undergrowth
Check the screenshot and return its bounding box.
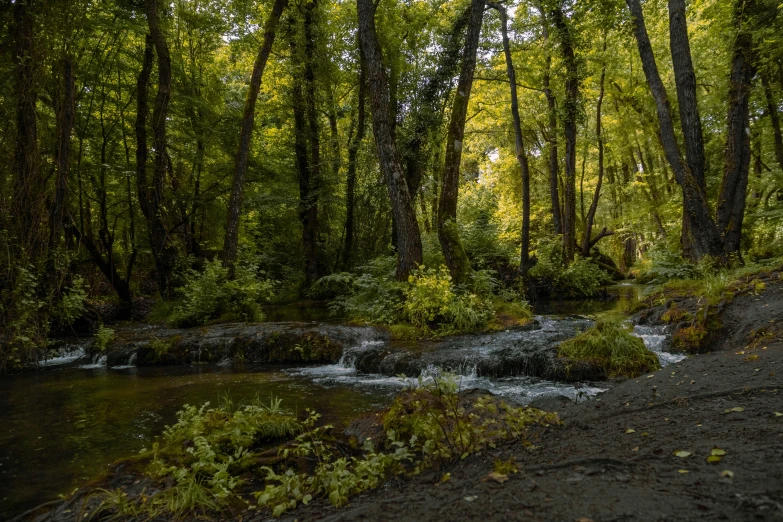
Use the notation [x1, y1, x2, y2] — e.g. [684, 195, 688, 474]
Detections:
[558, 320, 661, 378]
[167, 260, 276, 327]
[313, 257, 531, 337]
[90, 376, 557, 519]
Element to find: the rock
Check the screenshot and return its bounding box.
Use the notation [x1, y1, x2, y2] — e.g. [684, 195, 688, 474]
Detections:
[100, 322, 387, 367]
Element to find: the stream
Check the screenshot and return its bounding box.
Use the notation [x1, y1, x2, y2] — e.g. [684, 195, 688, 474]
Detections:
[0, 284, 683, 519]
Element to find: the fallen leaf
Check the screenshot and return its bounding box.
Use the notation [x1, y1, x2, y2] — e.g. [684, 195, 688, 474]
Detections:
[724, 406, 745, 413]
[678, 469, 689, 474]
[625, 428, 636, 434]
[641, 432, 649, 437]
[647, 374, 655, 379]
[464, 495, 478, 502]
[736, 350, 745, 355]
[675, 451, 692, 458]
[775, 412, 783, 417]
[632, 446, 639, 452]
[707, 455, 722, 463]
[711, 448, 726, 456]
[720, 470, 734, 478]
[485, 472, 508, 484]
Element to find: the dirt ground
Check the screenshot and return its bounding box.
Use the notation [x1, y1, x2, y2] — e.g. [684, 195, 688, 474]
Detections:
[284, 283, 783, 522]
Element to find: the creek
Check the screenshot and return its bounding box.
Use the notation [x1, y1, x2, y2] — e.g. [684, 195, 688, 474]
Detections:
[0, 283, 682, 519]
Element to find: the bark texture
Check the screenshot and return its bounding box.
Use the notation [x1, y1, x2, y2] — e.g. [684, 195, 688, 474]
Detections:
[222, 0, 288, 269]
[437, 0, 484, 285]
[12, 0, 42, 257]
[550, 5, 578, 263]
[761, 71, 783, 171]
[582, 36, 606, 257]
[716, 0, 755, 257]
[625, 0, 724, 261]
[51, 56, 75, 250]
[540, 7, 562, 236]
[342, 48, 366, 268]
[357, 0, 422, 280]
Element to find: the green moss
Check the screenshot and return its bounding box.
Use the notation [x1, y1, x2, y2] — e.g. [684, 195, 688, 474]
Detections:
[661, 304, 692, 324]
[558, 321, 661, 378]
[387, 324, 423, 340]
[672, 324, 708, 353]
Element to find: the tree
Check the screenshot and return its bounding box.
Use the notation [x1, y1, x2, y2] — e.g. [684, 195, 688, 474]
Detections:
[356, 0, 422, 280]
[222, 0, 288, 271]
[625, 0, 725, 261]
[489, 2, 532, 276]
[549, 3, 579, 263]
[437, 0, 484, 285]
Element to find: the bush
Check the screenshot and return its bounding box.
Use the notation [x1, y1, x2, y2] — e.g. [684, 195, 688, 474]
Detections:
[403, 266, 494, 333]
[94, 325, 115, 352]
[558, 320, 661, 378]
[634, 245, 697, 284]
[530, 239, 612, 298]
[169, 260, 276, 327]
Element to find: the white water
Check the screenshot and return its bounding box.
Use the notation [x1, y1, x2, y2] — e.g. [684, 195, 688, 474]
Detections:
[290, 317, 685, 405]
[632, 324, 687, 366]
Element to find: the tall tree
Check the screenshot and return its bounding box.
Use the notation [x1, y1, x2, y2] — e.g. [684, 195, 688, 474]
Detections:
[12, 0, 42, 258]
[490, 2, 532, 276]
[761, 70, 783, 171]
[625, 0, 725, 261]
[138, 0, 177, 294]
[540, 6, 562, 236]
[50, 56, 74, 251]
[716, 0, 755, 256]
[342, 45, 366, 268]
[222, 0, 288, 271]
[581, 33, 610, 257]
[550, 4, 579, 263]
[438, 0, 484, 285]
[357, 0, 422, 280]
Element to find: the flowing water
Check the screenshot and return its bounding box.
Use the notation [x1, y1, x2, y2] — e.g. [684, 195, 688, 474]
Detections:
[0, 283, 679, 519]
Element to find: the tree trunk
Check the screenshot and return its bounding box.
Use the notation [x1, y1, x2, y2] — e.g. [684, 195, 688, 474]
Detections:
[357, 0, 422, 280]
[437, 0, 484, 285]
[51, 56, 75, 251]
[540, 5, 562, 236]
[491, 2, 531, 276]
[342, 48, 366, 268]
[301, 1, 321, 285]
[402, 7, 470, 202]
[140, 0, 178, 295]
[222, 0, 288, 270]
[762, 70, 783, 171]
[625, 0, 724, 261]
[12, 0, 42, 258]
[669, 0, 709, 256]
[550, 5, 578, 263]
[582, 35, 606, 257]
[716, 0, 754, 257]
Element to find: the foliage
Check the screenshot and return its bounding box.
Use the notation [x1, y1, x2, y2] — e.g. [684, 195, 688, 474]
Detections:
[530, 238, 612, 298]
[0, 266, 48, 370]
[558, 320, 661, 378]
[169, 260, 276, 327]
[634, 245, 699, 284]
[94, 325, 115, 352]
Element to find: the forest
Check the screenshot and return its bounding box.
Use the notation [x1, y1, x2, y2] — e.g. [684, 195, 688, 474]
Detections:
[1, 0, 782, 368]
[1, 0, 783, 519]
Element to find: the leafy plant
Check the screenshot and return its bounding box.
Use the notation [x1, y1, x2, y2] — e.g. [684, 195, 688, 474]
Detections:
[530, 238, 612, 298]
[94, 325, 115, 352]
[169, 260, 276, 327]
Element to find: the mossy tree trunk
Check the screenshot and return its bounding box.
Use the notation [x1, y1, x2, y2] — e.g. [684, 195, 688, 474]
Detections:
[437, 0, 484, 285]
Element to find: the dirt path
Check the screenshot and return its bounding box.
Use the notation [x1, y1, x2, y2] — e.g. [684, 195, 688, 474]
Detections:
[288, 285, 783, 522]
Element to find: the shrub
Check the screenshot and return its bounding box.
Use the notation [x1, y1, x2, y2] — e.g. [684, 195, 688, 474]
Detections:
[169, 260, 276, 327]
[404, 266, 494, 333]
[635, 245, 697, 284]
[530, 239, 612, 298]
[94, 325, 115, 352]
[558, 320, 661, 378]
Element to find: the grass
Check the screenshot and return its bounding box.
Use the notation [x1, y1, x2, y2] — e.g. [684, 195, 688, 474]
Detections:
[558, 320, 661, 378]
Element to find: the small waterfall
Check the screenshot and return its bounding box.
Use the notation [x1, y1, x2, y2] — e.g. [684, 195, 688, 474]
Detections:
[79, 353, 107, 369]
[128, 352, 137, 366]
[632, 324, 686, 366]
[40, 346, 87, 367]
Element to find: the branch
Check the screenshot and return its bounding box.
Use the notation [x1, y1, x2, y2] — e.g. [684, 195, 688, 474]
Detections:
[588, 227, 614, 249]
